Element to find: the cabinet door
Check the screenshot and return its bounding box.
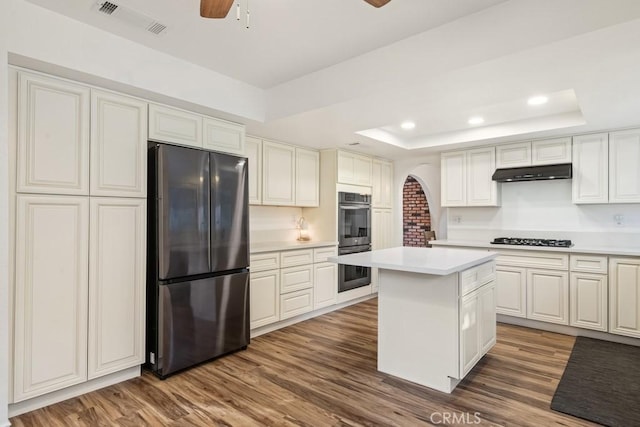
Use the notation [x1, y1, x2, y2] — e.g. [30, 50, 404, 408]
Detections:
[13, 195, 89, 402]
[531, 137, 571, 165]
[467, 147, 499, 206]
[609, 129, 640, 203]
[609, 258, 640, 338]
[88, 198, 146, 379]
[148, 103, 202, 148]
[479, 283, 497, 354]
[570, 272, 607, 332]
[371, 161, 382, 207]
[262, 141, 295, 206]
[380, 161, 393, 208]
[495, 266, 526, 317]
[353, 154, 373, 187]
[441, 151, 466, 207]
[246, 136, 262, 205]
[527, 269, 569, 325]
[202, 117, 245, 156]
[314, 262, 337, 310]
[496, 142, 531, 168]
[17, 71, 90, 195]
[572, 133, 608, 204]
[295, 148, 319, 207]
[460, 291, 481, 377]
[90, 90, 147, 197]
[250, 270, 280, 329]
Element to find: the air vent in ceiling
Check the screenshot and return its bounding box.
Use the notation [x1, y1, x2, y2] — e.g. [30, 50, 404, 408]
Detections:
[95, 1, 168, 36]
[347, 142, 361, 146]
[98, 1, 118, 15]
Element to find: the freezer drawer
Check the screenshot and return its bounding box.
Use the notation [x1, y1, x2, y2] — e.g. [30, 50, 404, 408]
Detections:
[157, 271, 249, 377]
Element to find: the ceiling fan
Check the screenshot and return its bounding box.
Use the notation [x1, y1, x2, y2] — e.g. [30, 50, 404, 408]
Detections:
[200, 0, 392, 19]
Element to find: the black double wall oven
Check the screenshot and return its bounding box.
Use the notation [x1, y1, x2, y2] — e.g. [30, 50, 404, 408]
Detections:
[337, 192, 372, 293]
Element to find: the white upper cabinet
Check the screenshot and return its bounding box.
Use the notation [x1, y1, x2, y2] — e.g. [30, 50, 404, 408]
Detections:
[13, 195, 89, 402]
[148, 103, 202, 148]
[88, 198, 146, 379]
[295, 147, 320, 207]
[441, 151, 466, 207]
[202, 117, 245, 156]
[572, 133, 609, 204]
[441, 148, 498, 207]
[262, 140, 296, 206]
[246, 136, 262, 205]
[17, 71, 90, 195]
[90, 90, 147, 198]
[338, 150, 372, 186]
[531, 137, 572, 165]
[372, 159, 393, 209]
[496, 138, 571, 169]
[496, 142, 531, 168]
[609, 128, 640, 203]
[467, 147, 498, 206]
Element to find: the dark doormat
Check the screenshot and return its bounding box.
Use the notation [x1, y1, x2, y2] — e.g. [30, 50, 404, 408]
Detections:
[551, 336, 640, 426]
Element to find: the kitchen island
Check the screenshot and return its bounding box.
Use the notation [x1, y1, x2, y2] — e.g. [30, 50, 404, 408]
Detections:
[330, 246, 498, 393]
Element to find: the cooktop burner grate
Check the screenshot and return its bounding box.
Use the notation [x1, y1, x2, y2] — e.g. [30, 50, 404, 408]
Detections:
[490, 237, 573, 247]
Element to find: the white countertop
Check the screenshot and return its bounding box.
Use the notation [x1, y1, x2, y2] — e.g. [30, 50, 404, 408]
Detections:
[329, 246, 498, 275]
[250, 240, 338, 254]
[430, 239, 640, 257]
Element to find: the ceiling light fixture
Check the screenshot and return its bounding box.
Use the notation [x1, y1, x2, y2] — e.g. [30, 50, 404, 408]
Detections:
[468, 117, 484, 125]
[528, 95, 548, 106]
[401, 121, 416, 130]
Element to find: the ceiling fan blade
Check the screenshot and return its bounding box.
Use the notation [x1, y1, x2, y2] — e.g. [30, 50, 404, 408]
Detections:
[200, 0, 234, 18]
[363, 0, 392, 7]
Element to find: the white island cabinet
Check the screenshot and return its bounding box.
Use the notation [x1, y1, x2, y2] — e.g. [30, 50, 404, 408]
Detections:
[330, 247, 498, 393]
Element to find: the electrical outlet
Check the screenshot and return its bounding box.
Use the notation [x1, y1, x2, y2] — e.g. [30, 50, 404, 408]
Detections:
[614, 214, 624, 226]
[452, 215, 462, 224]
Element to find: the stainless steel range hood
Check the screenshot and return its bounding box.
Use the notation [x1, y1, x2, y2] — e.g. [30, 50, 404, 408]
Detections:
[491, 163, 572, 182]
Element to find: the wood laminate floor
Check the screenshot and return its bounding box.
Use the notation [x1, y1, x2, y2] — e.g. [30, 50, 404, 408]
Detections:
[11, 298, 599, 426]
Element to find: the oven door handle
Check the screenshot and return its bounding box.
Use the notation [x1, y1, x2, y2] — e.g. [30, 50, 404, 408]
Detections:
[339, 206, 368, 210]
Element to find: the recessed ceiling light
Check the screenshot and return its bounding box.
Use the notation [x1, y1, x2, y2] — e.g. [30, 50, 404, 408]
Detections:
[528, 95, 549, 106]
[401, 121, 416, 130]
[468, 116, 484, 125]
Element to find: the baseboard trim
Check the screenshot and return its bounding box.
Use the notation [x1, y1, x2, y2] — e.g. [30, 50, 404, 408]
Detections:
[251, 293, 376, 338]
[497, 315, 640, 347]
[8, 366, 140, 418]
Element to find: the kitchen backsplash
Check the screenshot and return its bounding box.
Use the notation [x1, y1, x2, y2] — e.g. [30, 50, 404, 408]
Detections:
[446, 180, 640, 247]
[249, 205, 303, 243]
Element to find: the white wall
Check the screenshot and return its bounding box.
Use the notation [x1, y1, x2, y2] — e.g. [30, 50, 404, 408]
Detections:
[0, 3, 10, 425]
[447, 179, 640, 246]
[393, 154, 444, 246]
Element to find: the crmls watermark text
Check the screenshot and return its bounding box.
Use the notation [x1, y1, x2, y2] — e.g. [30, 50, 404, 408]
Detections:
[430, 411, 482, 425]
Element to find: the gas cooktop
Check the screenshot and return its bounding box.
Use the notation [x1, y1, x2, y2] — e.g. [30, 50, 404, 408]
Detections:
[490, 237, 573, 248]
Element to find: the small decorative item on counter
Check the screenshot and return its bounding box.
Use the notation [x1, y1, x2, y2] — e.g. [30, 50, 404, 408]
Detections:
[297, 217, 311, 241]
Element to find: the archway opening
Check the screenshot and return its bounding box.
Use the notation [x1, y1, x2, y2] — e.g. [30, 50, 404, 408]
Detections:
[402, 175, 431, 247]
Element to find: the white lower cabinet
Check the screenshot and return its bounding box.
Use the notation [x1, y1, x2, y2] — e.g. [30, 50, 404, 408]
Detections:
[527, 269, 569, 325]
[459, 281, 496, 378]
[249, 270, 280, 329]
[250, 245, 338, 329]
[13, 195, 89, 402]
[314, 262, 337, 309]
[570, 272, 607, 331]
[88, 198, 146, 379]
[609, 257, 640, 338]
[495, 266, 526, 317]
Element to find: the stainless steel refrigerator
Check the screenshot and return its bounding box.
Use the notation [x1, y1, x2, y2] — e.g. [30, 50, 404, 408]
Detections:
[146, 142, 250, 378]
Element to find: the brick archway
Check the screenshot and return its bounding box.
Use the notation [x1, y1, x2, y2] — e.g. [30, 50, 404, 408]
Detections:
[403, 176, 431, 247]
